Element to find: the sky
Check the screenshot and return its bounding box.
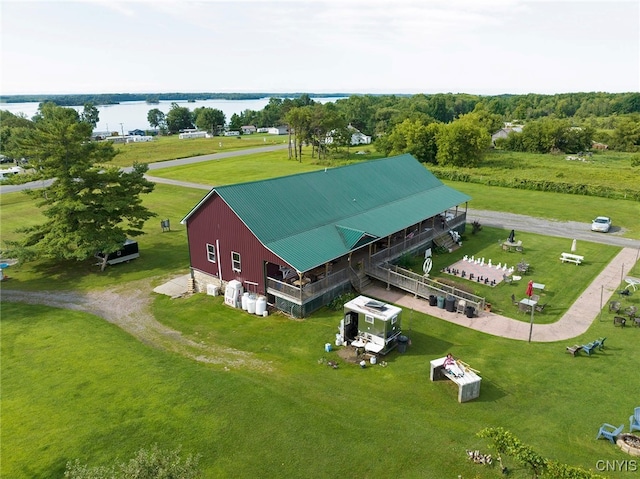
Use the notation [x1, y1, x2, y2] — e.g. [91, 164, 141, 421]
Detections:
[1, 0, 639, 96]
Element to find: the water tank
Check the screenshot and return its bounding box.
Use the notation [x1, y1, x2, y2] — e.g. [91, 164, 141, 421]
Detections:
[246, 295, 256, 314]
[255, 296, 267, 316]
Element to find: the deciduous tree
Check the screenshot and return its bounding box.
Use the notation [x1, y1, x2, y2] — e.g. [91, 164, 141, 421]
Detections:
[436, 114, 491, 167]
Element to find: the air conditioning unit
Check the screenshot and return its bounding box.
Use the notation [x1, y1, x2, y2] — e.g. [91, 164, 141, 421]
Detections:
[206, 284, 219, 296]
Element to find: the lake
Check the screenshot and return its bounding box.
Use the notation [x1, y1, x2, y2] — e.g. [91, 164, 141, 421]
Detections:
[0, 96, 346, 133]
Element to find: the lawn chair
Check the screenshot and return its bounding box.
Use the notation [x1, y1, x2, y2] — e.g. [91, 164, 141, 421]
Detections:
[613, 316, 626, 327]
[511, 294, 518, 306]
[596, 423, 624, 444]
[609, 301, 621, 313]
[581, 342, 597, 356]
[631, 407, 640, 433]
[535, 303, 547, 313]
[566, 345, 581, 357]
[531, 294, 540, 303]
[594, 337, 606, 350]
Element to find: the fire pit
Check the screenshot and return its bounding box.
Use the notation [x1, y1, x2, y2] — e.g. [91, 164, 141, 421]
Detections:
[617, 434, 640, 456]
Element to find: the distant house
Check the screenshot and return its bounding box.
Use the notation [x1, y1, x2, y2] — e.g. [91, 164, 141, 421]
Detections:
[223, 131, 240, 137]
[267, 126, 289, 135]
[181, 154, 470, 318]
[256, 127, 270, 134]
[326, 125, 372, 146]
[491, 127, 523, 146]
[241, 125, 257, 134]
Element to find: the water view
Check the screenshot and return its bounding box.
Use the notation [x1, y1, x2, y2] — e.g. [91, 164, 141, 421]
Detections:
[1, 96, 346, 133]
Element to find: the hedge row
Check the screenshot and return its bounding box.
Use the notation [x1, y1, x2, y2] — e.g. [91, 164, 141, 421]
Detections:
[433, 168, 640, 201]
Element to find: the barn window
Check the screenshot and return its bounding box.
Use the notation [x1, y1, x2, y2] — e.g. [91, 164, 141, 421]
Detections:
[231, 251, 241, 272]
[206, 244, 216, 263]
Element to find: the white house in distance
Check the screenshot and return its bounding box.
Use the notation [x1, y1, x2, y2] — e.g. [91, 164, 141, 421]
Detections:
[241, 125, 257, 134]
[325, 125, 372, 146]
[267, 126, 289, 135]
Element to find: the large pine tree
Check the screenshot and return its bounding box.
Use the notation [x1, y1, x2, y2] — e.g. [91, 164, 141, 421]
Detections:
[8, 102, 156, 270]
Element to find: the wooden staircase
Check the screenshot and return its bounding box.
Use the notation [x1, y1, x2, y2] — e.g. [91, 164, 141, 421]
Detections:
[349, 267, 372, 292]
[433, 231, 460, 253]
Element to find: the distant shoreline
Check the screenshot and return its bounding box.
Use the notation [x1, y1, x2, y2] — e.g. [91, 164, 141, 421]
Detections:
[0, 92, 358, 107]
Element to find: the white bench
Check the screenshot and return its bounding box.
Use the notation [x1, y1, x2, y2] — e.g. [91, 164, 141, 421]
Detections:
[430, 357, 482, 402]
[560, 252, 584, 265]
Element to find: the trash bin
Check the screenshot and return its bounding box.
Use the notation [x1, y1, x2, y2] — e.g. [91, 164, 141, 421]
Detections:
[445, 295, 456, 312]
[465, 305, 475, 318]
[437, 296, 445, 309]
[429, 295, 437, 306]
[397, 335, 409, 353]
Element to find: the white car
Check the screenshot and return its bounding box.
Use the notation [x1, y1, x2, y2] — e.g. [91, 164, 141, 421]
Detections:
[591, 216, 611, 233]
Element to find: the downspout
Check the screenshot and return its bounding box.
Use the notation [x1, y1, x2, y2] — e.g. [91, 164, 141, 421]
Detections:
[216, 239, 222, 280]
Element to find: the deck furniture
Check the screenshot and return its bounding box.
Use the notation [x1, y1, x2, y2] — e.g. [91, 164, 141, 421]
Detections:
[566, 345, 581, 356]
[535, 303, 547, 313]
[594, 337, 607, 350]
[502, 240, 522, 252]
[613, 316, 626, 327]
[511, 294, 519, 306]
[581, 342, 597, 356]
[560, 252, 584, 265]
[519, 298, 536, 313]
[624, 276, 640, 291]
[596, 423, 624, 444]
[503, 274, 512, 284]
[430, 356, 481, 403]
[609, 301, 621, 313]
[630, 407, 640, 433]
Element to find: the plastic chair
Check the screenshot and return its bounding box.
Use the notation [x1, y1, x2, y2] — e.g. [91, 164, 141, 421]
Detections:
[596, 423, 624, 444]
[631, 407, 640, 433]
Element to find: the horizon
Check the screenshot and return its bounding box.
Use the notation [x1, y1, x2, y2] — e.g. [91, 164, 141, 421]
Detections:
[1, 1, 638, 96]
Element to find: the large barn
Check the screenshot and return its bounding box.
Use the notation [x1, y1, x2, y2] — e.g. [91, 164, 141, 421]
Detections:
[181, 154, 471, 317]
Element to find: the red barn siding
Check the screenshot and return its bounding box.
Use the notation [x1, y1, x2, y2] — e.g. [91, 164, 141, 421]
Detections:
[186, 192, 291, 294]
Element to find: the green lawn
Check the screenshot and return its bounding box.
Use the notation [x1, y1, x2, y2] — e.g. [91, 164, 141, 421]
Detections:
[3, 291, 639, 478]
[401, 226, 621, 323]
[2, 148, 640, 478]
[108, 134, 294, 168]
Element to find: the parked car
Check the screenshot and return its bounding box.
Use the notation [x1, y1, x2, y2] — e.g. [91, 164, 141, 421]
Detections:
[591, 216, 611, 232]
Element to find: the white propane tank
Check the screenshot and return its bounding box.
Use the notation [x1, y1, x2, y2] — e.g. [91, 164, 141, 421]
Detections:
[241, 292, 249, 310]
[255, 296, 267, 316]
[247, 295, 256, 314]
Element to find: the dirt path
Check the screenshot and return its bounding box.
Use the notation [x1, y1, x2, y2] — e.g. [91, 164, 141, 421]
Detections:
[1, 279, 272, 372]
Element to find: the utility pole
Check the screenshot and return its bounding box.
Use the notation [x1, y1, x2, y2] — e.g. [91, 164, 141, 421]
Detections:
[120, 123, 124, 138]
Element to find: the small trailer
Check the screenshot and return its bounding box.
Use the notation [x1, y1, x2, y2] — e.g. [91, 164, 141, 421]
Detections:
[340, 295, 402, 355]
[96, 239, 140, 266]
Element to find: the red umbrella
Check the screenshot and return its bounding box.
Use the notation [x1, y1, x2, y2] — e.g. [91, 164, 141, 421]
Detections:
[526, 280, 534, 298]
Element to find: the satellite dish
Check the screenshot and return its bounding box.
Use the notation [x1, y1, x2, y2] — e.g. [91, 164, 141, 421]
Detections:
[423, 257, 433, 276]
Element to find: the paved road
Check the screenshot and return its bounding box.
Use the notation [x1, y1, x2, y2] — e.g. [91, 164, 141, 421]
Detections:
[3, 144, 639, 252]
[0, 143, 289, 194]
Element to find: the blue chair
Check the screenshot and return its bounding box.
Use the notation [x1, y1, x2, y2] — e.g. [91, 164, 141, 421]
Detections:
[596, 423, 624, 444]
[631, 408, 640, 433]
[581, 342, 596, 356]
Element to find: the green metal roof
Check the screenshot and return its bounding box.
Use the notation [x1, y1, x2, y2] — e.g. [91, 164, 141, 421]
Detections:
[183, 154, 471, 272]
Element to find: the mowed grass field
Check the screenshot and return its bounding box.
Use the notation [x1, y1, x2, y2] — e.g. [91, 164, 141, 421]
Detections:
[2, 146, 640, 478]
[3, 293, 640, 478]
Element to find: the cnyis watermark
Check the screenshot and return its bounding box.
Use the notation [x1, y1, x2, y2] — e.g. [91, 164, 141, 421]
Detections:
[595, 459, 638, 472]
